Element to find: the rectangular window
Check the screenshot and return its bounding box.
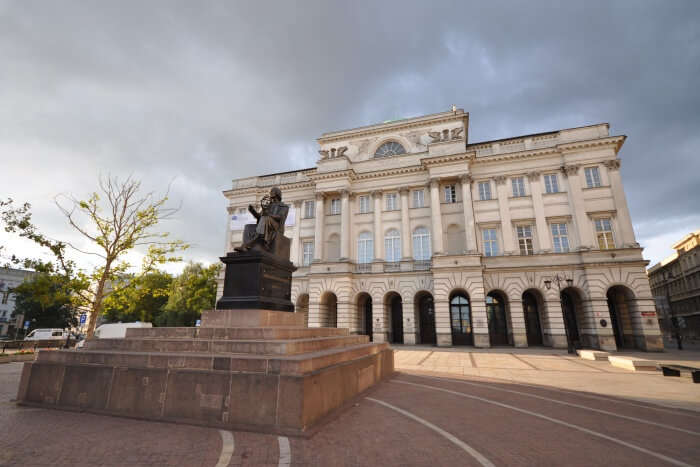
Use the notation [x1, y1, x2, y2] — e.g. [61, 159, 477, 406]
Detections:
[444, 185, 457, 203]
[384, 233, 401, 262]
[595, 218, 615, 250]
[330, 198, 341, 215]
[302, 241, 314, 266]
[482, 229, 499, 257]
[357, 235, 373, 264]
[359, 195, 370, 214]
[543, 174, 559, 193]
[412, 189, 425, 208]
[585, 167, 602, 188]
[512, 177, 526, 197]
[517, 225, 534, 255]
[385, 193, 398, 211]
[303, 200, 315, 219]
[478, 181, 492, 200]
[550, 223, 570, 253]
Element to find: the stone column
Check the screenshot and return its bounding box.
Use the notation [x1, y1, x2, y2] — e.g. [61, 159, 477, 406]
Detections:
[225, 206, 234, 252]
[372, 191, 384, 261]
[340, 190, 350, 260]
[460, 175, 477, 253]
[527, 171, 552, 252]
[291, 200, 302, 266]
[313, 192, 325, 261]
[603, 159, 637, 247]
[543, 299, 568, 349]
[400, 187, 411, 259]
[586, 298, 616, 351]
[371, 292, 388, 343]
[402, 299, 417, 345]
[429, 178, 444, 255]
[561, 165, 594, 249]
[494, 176, 515, 254]
[509, 299, 528, 347]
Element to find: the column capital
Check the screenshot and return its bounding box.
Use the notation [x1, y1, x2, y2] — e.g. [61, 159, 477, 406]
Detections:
[371, 190, 383, 199]
[340, 189, 350, 198]
[527, 171, 540, 182]
[315, 192, 326, 201]
[226, 206, 236, 214]
[293, 200, 303, 208]
[494, 175, 507, 185]
[429, 177, 441, 188]
[603, 159, 621, 171]
[460, 174, 473, 185]
[399, 187, 410, 195]
[560, 164, 580, 177]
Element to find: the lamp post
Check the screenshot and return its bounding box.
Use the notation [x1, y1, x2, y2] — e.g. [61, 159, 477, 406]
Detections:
[544, 274, 575, 354]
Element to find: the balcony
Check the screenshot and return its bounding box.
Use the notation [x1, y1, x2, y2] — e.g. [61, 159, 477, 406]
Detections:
[383, 262, 401, 273]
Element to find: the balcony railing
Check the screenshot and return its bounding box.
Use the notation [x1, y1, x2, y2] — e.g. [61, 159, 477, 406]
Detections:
[353, 260, 433, 274]
[355, 263, 372, 274]
[383, 262, 401, 272]
[413, 260, 432, 271]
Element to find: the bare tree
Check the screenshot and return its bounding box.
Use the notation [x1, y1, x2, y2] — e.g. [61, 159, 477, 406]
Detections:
[56, 175, 188, 337]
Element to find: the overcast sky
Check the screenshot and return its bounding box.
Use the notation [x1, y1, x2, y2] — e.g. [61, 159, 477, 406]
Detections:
[1, 0, 698, 273]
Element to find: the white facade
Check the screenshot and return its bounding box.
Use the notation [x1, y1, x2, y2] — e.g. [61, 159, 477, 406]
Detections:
[0, 267, 35, 336]
[222, 109, 663, 351]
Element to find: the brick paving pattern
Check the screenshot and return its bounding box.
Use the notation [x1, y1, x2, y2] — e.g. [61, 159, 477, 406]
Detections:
[2, 347, 699, 466]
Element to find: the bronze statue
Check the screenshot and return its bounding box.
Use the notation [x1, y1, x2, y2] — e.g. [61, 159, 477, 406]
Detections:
[234, 187, 289, 253]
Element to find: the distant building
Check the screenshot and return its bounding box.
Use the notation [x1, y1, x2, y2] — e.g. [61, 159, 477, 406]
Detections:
[648, 230, 700, 346]
[222, 108, 663, 351]
[0, 267, 35, 336]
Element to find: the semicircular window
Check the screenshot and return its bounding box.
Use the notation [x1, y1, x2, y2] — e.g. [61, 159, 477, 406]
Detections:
[374, 141, 406, 158]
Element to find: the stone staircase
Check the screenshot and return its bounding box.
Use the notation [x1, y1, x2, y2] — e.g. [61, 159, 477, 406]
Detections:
[17, 309, 394, 436]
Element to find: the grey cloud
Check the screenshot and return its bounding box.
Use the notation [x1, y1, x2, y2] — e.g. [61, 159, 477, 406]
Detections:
[1, 0, 698, 267]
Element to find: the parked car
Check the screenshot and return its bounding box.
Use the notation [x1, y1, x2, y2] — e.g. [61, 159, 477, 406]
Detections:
[76, 322, 152, 349]
[24, 329, 70, 341]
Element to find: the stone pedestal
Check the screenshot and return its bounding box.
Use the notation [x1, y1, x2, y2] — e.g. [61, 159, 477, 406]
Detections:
[216, 246, 296, 312]
[16, 309, 394, 436]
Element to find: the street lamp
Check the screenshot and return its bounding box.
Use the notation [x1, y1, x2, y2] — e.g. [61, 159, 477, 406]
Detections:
[545, 274, 575, 354]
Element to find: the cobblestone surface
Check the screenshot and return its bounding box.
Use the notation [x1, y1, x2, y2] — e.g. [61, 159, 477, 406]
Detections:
[2, 348, 699, 466]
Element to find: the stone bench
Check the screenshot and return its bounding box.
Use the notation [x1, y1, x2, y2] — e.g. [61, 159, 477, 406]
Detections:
[607, 355, 658, 371]
[577, 349, 610, 361]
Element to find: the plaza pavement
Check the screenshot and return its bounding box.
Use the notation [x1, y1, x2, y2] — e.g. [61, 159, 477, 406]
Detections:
[1, 347, 699, 466]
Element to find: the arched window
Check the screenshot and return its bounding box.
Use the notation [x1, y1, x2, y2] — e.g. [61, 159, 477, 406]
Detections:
[412, 227, 431, 260]
[357, 231, 373, 264]
[384, 229, 401, 262]
[374, 141, 406, 158]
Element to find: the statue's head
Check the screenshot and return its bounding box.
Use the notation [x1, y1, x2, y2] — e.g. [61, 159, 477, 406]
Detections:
[270, 187, 282, 202]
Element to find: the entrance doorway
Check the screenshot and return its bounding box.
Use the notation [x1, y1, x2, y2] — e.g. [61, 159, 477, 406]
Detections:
[417, 292, 436, 345]
[388, 293, 403, 344]
[357, 293, 373, 341]
[522, 290, 543, 346]
[486, 291, 510, 346]
[607, 286, 638, 349]
[449, 292, 473, 345]
[560, 289, 581, 348]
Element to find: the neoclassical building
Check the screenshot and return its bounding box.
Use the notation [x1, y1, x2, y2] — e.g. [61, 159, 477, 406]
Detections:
[221, 108, 662, 352]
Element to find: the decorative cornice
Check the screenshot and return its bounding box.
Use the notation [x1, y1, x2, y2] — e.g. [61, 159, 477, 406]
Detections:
[603, 159, 621, 171]
[355, 164, 425, 180]
[556, 135, 626, 154]
[421, 152, 474, 168]
[306, 169, 357, 182]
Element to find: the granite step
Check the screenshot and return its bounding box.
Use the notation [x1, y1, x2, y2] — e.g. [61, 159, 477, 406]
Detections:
[84, 335, 369, 355]
[36, 342, 389, 376]
[126, 326, 350, 340]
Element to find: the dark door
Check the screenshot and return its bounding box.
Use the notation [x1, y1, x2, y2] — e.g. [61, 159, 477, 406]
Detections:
[523, 293, 543, 346]
[607, 294, 624, 349]
[561, 292, 580, 346]
[364, 297, 373, 342]
[487, 294, 509, 346]
[391, 296, 403, 344]
[419, 295, 436, 345]
[450, 294, 473, 345]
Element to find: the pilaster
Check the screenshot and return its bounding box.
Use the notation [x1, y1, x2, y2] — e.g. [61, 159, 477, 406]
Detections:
[460, 174, 477, 253]
[494, 176, 515, 254]
[313, 193, 325, 261]
[603, 159, 637, 247]
[561, 165, 594, 249]
[340, 190, 350, 260]
[291, 200, 302, 266]
[509, 299, 528, 347]
[527, 171, 551, 252]
[429, 178, 445, 255]
[400, 187, 411, 259]
[372, 191, 384, 261]
[543, 299, 568, 349]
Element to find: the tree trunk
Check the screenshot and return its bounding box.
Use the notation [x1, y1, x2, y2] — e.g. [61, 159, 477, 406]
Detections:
[86, 263, 112, 338]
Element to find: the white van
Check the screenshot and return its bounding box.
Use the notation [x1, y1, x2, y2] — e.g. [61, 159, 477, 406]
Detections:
[24, 329, 69, 341]
[76, 322, 152, 349]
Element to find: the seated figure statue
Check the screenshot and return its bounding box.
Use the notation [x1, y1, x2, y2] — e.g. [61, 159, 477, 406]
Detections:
[234, 187, 289, 255]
